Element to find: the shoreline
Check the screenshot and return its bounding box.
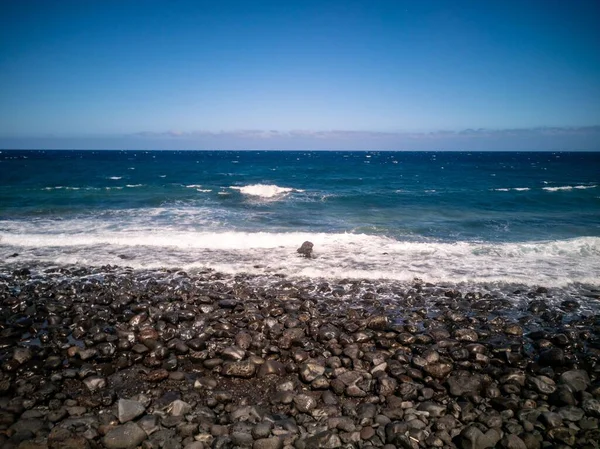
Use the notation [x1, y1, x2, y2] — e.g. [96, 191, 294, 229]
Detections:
[0, 263, 599, 448]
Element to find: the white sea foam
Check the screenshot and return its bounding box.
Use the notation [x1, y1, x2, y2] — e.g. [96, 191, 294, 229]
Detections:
[41, 186, 86, 191]
[196, 189, 212, 193]
[1, 221, 598, 288]
[544, 185, 597, 192]
[108, 176, 122, 180]
[126, 184, 144, 188]
[493, 187, 531, 192]
[185, 184, 203, 188]
[230, 184, 303, 198]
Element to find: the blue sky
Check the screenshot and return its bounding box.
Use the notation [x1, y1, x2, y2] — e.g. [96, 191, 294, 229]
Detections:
[1, 0, 599, 150]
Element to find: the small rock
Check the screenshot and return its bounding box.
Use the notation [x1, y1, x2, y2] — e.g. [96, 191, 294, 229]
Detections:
[559, 369, 590, 392]
[299, 362, 325, 383]
[103, 422, 147, 449]
[253, 437, 283, 449]
[82, 376, 106, 392]
[221, 361, 256, 378]
[146, 369, 169, 382]
[294, 394, 317, 413]
[258, 360, 286, 377]
[117, 399, 146, 424]
[169, 400, 191, 417]
[501, 434, 527, 449]
[222, 346, 245, 361]
[527, 375, 556, 395]
[447, 372, 483, 397]
[459, 425, 501, 449]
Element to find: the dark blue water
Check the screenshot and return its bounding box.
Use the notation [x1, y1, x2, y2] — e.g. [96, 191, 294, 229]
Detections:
[1, 150, 599, 287]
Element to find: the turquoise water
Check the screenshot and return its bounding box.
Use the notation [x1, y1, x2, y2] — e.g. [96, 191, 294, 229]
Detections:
[1, 150, 599, 287]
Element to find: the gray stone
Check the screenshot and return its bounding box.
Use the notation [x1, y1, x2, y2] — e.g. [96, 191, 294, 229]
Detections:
[559, 369, 591, 392]
[501, 434, 527, 449]
[447, 372, 483, 397]
[540, 411, 563, 429]
[117, 399, 146, 423]
[558, 406, 585, 422]
[458, 425, 501, 449]
[103, 422, 148, 449]
[294, 394, 317, 413]
[169, 400, 192, 417]
[184, 443, 205, 449]
[252, 421, 274, 439]
[150, 428, 179, 448]
[10, 419, 45, 435]
[253, 437, 283, 449]
[82, 375, 106, 392]
[377, 376, 397, 396]
[138, 414, 160, 436]
[230, 406, 265, 423]
[416, 402, 446, 418]
[299, 362, 325, 383]
[231, 431, 254, 447]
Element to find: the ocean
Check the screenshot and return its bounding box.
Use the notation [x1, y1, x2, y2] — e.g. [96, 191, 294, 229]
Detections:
[1, 150, 599, 300]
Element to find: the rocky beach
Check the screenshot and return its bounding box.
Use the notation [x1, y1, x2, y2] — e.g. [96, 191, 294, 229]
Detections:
[0, 263, 599, 449]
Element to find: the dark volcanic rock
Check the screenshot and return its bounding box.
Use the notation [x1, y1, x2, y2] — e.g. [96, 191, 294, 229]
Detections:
[297, 241, 314, 258]
[447, 372, 484, 397]
[102, 422, 147, 449]
[0, 263, 598, 449]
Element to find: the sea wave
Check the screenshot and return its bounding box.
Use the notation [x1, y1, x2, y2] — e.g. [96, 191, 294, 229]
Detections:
[230, 184, 304, 198]
[1, 227, 598, 287]
[543, 185, 597, 192]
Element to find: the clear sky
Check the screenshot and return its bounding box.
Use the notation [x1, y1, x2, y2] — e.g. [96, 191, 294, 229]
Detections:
[1, 0, 599, 150]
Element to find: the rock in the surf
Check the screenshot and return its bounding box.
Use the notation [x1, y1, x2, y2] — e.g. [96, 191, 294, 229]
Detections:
[297, 241, 314, 258]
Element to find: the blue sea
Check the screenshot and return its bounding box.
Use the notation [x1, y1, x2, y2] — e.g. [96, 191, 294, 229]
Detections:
[1, 150, 599, 294]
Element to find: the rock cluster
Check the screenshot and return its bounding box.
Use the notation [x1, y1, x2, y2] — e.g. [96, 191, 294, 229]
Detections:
[0, 264, 598, 449]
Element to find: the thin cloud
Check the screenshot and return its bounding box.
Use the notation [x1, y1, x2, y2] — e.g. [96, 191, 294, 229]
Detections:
[131, 126, 600, 141]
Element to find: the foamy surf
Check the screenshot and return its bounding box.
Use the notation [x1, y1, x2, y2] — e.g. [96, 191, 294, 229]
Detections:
[543, 185, 597, 192]
[1, 226, 598, 288]
[230, 184, 304, 198]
